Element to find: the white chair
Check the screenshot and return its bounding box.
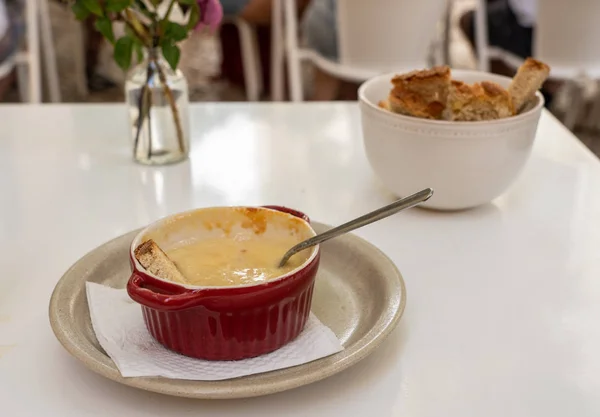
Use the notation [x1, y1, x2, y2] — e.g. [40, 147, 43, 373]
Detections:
[222, 16, 263, 101]
[281, 0, 449, 102]
[474, 0, 490, 71]
[440, 0, 453, 67]
[15, 0, 61, 103]
[270, 0, 284, 100]
[216, 1, 291, 102]
[222, 12, 286, 102]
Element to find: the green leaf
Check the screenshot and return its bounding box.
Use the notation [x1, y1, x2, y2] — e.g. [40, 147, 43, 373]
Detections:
[105, 0, 132, 13]
[164, 22, 188, 42]
[81, 0, 103, 16]
[149, 0, 162, 7]
[178, 0, 196, 5]
[114, 36, 134, 70]
[161, 42, 180, 70]
[94, 17, 115, 44]
[132, 40, 144, 63]
[186, 4, 199, 30]
[71, 1, 90, 20]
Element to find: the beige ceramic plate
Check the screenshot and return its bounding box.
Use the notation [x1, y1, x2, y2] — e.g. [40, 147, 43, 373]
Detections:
[49, 222, 406, 399]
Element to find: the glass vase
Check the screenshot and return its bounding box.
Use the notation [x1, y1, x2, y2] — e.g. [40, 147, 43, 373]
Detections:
[125, 48, 190, 165]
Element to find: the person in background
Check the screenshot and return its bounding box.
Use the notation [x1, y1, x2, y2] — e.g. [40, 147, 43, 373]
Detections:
[459, 0, 555, 104]
[0, 0, 24, 101]
[300, 0, 361, 101]
[300, 0, 342, 101]
[221, 0, 310, 25]
[460, 0, 536, 71]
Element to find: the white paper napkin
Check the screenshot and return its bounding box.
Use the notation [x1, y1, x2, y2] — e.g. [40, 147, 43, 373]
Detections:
[86, 282, 343, 380]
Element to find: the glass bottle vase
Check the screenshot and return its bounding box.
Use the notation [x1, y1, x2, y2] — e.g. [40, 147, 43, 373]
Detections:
[125, 48, 190, 165]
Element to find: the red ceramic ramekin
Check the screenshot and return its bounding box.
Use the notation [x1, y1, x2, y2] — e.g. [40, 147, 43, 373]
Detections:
[126, 206, 320, 361]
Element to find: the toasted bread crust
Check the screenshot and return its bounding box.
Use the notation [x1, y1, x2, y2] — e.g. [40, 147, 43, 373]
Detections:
[391, 66, 451, 112]
[392, 66, 451, 85]
[522, 57, 550, 72]
[509, 58, 550, 112]
[481, 81, 508, 97]
[388, 66, 451, 120]
[445, 80, 514, 121]
[134, 239, 188, 284]
[389, 90, 445, 120]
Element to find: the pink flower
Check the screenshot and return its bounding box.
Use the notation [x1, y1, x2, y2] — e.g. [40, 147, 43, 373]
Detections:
[195, 0, 223, 32]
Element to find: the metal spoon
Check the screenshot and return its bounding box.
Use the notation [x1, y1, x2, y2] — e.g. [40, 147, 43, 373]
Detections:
[278, 188, 434, 267]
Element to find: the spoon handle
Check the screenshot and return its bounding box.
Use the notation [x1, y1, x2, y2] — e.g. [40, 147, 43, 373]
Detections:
[278, 188, 433, 267]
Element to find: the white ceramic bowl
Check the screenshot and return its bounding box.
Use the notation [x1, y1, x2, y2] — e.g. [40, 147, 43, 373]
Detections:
[358, 70, 544, 210]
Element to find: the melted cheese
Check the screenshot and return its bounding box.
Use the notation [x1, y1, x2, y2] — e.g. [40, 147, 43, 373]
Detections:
[167, 236, 310, 287]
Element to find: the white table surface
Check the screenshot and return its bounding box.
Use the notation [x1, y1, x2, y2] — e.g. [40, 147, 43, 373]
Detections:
[1, 103, 600, 416]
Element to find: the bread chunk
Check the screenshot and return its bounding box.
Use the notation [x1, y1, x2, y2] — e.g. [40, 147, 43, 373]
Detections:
[134, 239, 188, 284]
[390, 66, 451, 119]
[509, 58, 550, 112]
[445, 80, 514, 121]
[392, 66, 451, 104]
[388, 88, 446, 120]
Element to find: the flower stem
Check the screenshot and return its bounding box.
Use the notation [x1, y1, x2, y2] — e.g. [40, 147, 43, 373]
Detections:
[145, 79, 153, 160]
[133, 63, 154, 160]
[151, 57, 185, 153]
[122, 11, 152, 46]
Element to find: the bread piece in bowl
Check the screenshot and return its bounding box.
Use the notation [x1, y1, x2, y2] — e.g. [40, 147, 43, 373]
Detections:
[392, 65, 451, 105]
[388, 87, 446, 120]
[509, 58, 550, 112]
[389, 66, 451, 120]
[445, 80, 514, 121]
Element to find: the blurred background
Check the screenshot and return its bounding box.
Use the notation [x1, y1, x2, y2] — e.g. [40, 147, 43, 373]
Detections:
[1, 0, 599, 155]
